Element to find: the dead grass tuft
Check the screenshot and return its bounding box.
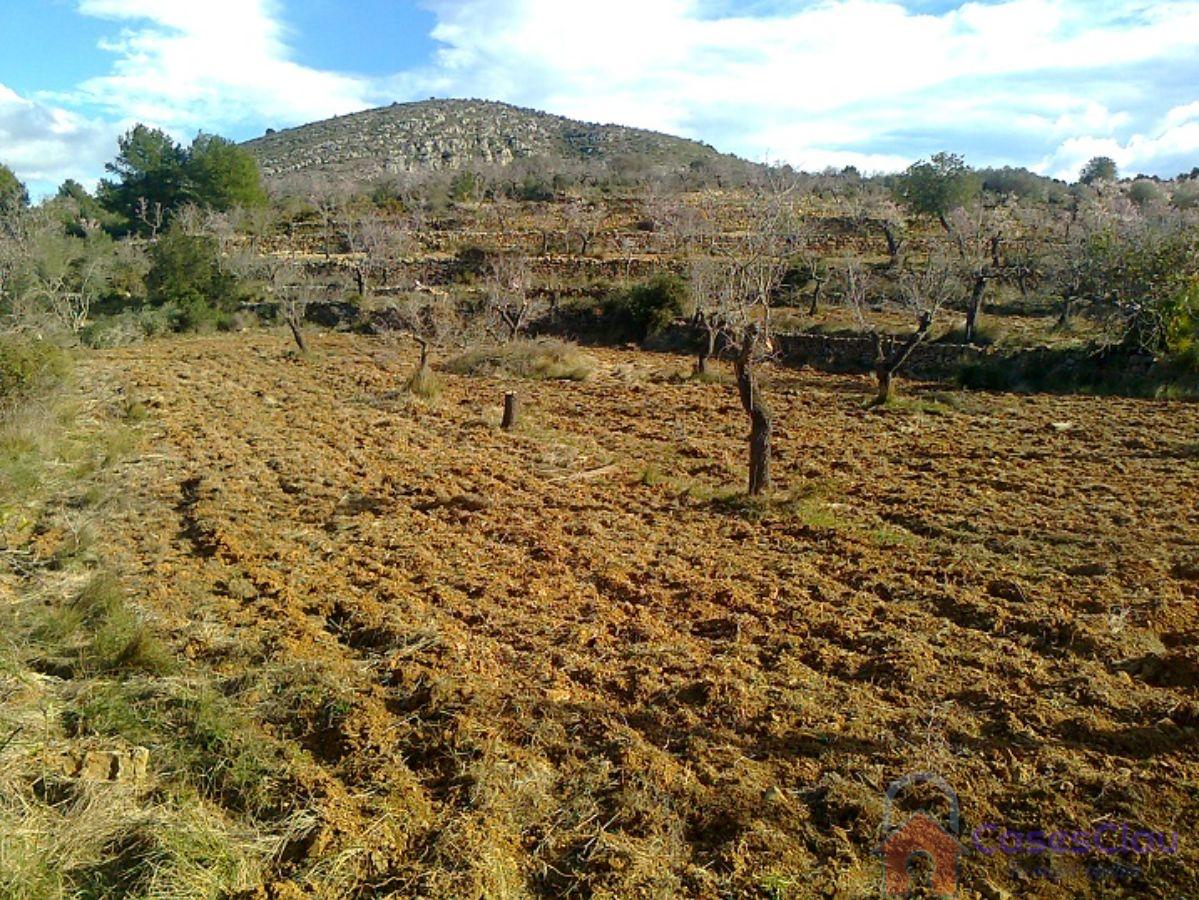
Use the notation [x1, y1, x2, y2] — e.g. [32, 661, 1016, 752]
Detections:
[444, 339, 596, 381]
[405, 364, 443, 400]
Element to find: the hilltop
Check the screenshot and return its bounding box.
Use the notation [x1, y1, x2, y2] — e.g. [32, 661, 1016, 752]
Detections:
[243, 98, 753, 183]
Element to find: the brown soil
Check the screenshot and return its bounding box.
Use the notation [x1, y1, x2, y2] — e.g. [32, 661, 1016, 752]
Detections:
[91, 331, 1198, 898]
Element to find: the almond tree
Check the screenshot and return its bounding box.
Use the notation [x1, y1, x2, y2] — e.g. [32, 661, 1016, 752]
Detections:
[942, 201, 1011, 343]
[560, 199, 606, 257]
[688, 256, 726, 376]
[842, 255, 958, 403]
[485, 253, 541, 341]
[710, 176, 799, 494]
[347, 210, 412, 296]
[844, 188, 907, 272]
[734, 323, 774, 494]
[280, 281, 312, 353]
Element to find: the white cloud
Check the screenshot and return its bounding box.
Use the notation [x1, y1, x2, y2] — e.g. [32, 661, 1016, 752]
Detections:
[400, 0, 1199, 174]
[0, 84, 112, 195]
[6, 0, 378, 198]
[69, 0, 375, 131]
[1038, 102, 1199, 179]
[4, 0, 1199, 198]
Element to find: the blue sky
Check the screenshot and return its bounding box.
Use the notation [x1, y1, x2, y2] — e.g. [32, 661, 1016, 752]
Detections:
[2, 0, 1199, 198]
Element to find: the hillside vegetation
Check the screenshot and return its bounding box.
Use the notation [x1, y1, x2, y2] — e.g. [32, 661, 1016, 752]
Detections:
[243, 99, 753, 185]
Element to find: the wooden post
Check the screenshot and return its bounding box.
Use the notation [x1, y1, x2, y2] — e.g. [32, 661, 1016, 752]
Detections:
[501, 392, 520, 430]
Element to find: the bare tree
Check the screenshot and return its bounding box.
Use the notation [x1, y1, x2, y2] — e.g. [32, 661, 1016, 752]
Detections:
[30, 261, 105, 335]
[484, 253, 541, 341]
[708, 176, 799, 494]
[281, 291, 308, 353]
[943, 201, 1014, 343]
[135, 197, 165, 240]
[300, 174, 354, 260]
[845, 189, 908, 272]
[843, 256, 957, 403]
[688, 257, 726, 377]
[276, 266, 320, 354]
[560, 200, 606, 257]
[358, 215, 412, 294]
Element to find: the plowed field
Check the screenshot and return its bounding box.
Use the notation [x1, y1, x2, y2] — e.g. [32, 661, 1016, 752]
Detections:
[88, 331, 1199, 898]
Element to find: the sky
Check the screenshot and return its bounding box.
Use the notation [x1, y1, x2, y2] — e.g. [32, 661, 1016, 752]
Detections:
[2, 0, 1199, 198]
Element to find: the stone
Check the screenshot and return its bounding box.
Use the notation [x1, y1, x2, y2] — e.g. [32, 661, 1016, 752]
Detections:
[61, 746, 150, 782]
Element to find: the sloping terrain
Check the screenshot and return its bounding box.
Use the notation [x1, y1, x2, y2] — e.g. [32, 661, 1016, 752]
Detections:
[69, 332, 1199, 896]
[243, 99, 742, 181]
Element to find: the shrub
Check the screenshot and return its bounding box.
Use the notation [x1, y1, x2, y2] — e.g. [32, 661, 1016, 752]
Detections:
[0, 335, 70, 399]
[453, 245, 491, 282]
[1129, 180, 1165, 208]
[146, 230, 239, 330]
[1163, 278, 1199, 371]
[406, 364, 443, 399]
[938, 321, 1003, 346]
[605, 274, 688, 341]
[81, 305, 180, 347]
[1173, 181, 1199, 211]
[517, 175, 554, 202]
[32, 572, 174, 677]
[445, 339, 595, 380]
[450, 171, 483, 202]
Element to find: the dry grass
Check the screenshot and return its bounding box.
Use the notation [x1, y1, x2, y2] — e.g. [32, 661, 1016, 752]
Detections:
[404, 363, 443, 399]
[444, 339, 597, 381]
[0, 778, 277, 900]
[0, 345, 294, 898]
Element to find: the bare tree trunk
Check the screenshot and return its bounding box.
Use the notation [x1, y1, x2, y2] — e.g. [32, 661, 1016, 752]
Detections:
[875, 362, 893, 404]
[287, 316, 307, 353]
[965, 274, 986, 343]
[808, 278, 824, 316]
[882, 223, 903, 270]
[870, 313, 933, 405]
[501, 392, 520, 430]
[1058, 295, 1074, 327]
[734, 327, 772, 496]
[695, 324, 717, 376]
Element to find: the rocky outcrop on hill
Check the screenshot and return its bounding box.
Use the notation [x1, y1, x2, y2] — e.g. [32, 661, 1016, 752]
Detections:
[243, 98, 748, 182]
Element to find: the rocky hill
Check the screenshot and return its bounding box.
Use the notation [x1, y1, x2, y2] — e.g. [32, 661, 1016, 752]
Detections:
[243, 98, 751, 182]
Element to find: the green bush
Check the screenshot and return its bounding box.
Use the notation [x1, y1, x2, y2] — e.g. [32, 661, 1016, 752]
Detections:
[606, 274, 688, 341]
[0, 335, 70, 399]
[146, 231, 240, 330]
[450, 171, 483, 202]
[517, 175, 554, 202]
[1173, 181, 1199, 211]
[1164, 278, 1199, 371]
[1129, 180, 1165, 207]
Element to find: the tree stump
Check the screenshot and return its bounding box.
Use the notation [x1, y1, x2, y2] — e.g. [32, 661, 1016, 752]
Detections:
[501, 392, 520, 430]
